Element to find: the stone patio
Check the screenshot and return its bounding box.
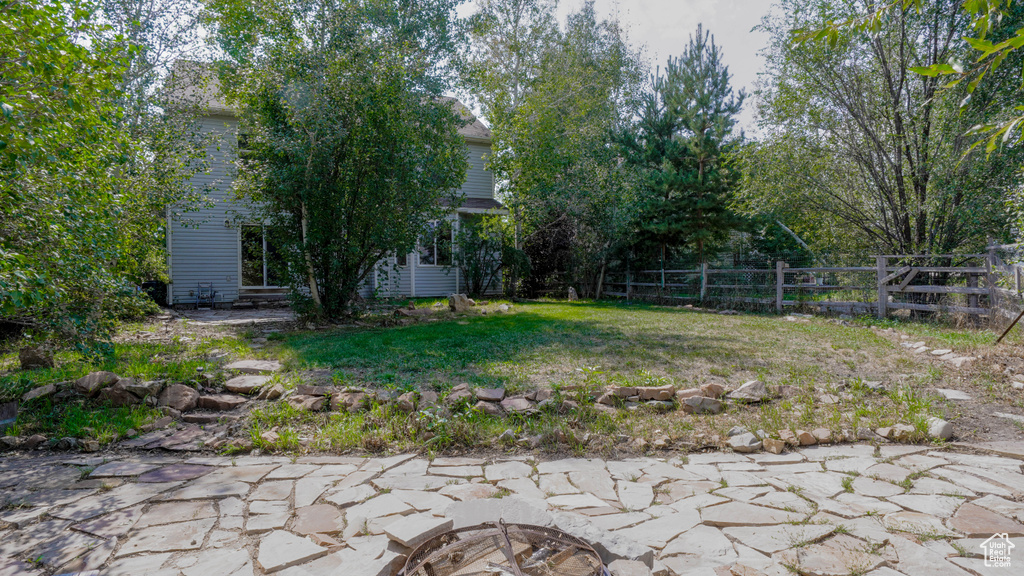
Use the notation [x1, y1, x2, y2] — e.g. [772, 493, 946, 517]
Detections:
[1, 444, 1023, 576]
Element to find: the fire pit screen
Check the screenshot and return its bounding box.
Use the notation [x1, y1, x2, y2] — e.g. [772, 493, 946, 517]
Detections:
[400, 521, 609, 576]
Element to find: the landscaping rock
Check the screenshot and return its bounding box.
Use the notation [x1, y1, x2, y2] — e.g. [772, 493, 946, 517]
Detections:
[295, 384, 333, 397]
[728, 432, 762, 453]
[158, 384, 199, 412]
[926, 417, 953, 440]
[675, 388, 701, 400]
[568, 287, 579, 301]
[258, 383, 285, 401]
[637, 385, 674, 401]
[22, 384, 56, 403]
[332, 391, 368, 412]
[646, 400, 674, 412]
[812, 428, 832, 444]
[19, 346, 53, 369]
[680, 396, 723, 414]
[256, 530, 327, 573]
[779, 429, 798, 446]
[597, 393, 618, 406]
[0, 436, 22, 451]
[763, 437, 785, 454]
[612, 386, 637, 398]
[934, 388, 972, 401]
[420, 390, 439, 408]
[699, 383, 725, 398]
[74, 371, 119, 397]
[448, 293, 473, 312]
[224, 375, 270, 394]
[501, 396, 537, 414]
[727, 380, 770, 402]
[445, 384, 472, 406]
[98, 380, 141, 407]
[124, 379, 165, 398]
[608, 560, 652, 576]
[396, 392, 417, 412]
[384, 514, 453, 548]
[795, 430, 816, 445]
[261, 430, 281, 445]
[890, 423, 915, 441]
[474, 400, 504, 417]
[288, 395, 326, 412]
[224, 359, 282, 374]
[197, 394, 247, 411]
[475, 388, 505, 402]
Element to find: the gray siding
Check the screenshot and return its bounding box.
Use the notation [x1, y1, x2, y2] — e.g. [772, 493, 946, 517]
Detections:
[170, 116, 494, 303]
[169, 115, 247, 306]
[462, 142, 493, 200]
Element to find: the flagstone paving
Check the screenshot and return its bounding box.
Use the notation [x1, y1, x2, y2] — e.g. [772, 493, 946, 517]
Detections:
[1, 444, 1023, 575]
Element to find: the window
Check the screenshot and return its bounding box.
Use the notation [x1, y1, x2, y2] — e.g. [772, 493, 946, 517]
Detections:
[396, 252, 408, 267]
[419, 220, 453, 266]
[241, 225, 285, 287]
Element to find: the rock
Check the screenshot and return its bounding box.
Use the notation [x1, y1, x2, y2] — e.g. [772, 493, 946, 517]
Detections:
[292, 384, 329, 397]
[448, 294, 473, 312]
[224, 375, 269, 394]
[22, 383, 56, 402]
[612, 386, 637, 398]
[74, 371, 120, 397]
[608, 559, 653, 576]
[795, 430, 816, 445]
[552, 512, 654, 567]
[256, 530, 327, 573]
[475, 400, 504, 417]
[98, 380, 142, 407]
[288, 395, 326, 412]
[890, 423, 915, 441]
[158, 384, 199, 412]
[637, 385, 674, 401]
[141, 416, 174, 432]
[0, 436, 22, 451]
[258, 383, 285, 401]
[261, 430, 281, 445]
[863, 380, 886, 392]
[81, 439, 100, 452]
[445, 384, 473, 406]
[567, 287, 579, 301]
[926, 417, 953, 440]
[934, 388, 972, 401]
[396, 392, 417, 412]
[420, 390, 439, 408]
[19, 346, 53, 369]
[332, 391, 368, 412]
[384, 514, 453, 548]
[224, 360, 282, 374]
[779, 429, 798, 446]
[727, 380, 770, 402]
[811, 428, 832, 444]
[18, 434, 44, 450]
[500, 396, 537, 414]
[680, 396, 723, 414]
[497, 304, 510, 312]
[55, 436, 78, 450]
[763, 438, 785, 454]
[699, 383, 725, 398]
[947, 503, 1024, 537]
[475, 388, 506, 402]
[728, 432, 762, 453]
[124, 379, 165, 398]
[646, 400, 674, 412]
[197, 394, 247, 411]
[675, 388, 701, 400]
[728, 426, 748, 437]
[597, 393, 618, 406]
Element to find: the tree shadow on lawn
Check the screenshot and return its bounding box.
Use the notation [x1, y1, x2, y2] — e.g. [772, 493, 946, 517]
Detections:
[277, 304, 755, 391]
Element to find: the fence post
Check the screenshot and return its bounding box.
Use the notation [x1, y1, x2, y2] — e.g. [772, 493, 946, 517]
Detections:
[987, 248, 998, 319]
[775, 260, 786, 314]
[626, 269, 631, 301]
[876, 256, 888, 319]
[1016, 265, 1021, 296]
[700, 263, 708, 303]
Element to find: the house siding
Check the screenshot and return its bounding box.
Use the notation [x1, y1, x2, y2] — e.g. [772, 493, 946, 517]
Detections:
[170, 115, 497, 306]
[168, 115, 242, 306]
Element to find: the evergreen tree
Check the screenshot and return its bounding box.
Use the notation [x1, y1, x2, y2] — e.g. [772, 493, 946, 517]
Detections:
[622, 25, 745, 266]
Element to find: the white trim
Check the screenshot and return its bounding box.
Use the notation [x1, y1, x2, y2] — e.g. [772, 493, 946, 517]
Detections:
[456, 208, 509, 215]
[238, 224, 285, 290]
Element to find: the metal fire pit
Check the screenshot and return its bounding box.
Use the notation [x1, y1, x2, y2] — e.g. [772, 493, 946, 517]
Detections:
[399, 521, 609, 576]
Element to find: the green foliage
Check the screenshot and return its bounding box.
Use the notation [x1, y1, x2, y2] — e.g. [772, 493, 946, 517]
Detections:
[618, 25, 746, 266]
[738, 0, 1021, 256]
[466, 0, 646, 297]
[451, 215, 528, 297]
[209, 0, 469, 318]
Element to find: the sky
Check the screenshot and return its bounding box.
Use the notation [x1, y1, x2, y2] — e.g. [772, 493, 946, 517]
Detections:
[458, 0, 777, 131]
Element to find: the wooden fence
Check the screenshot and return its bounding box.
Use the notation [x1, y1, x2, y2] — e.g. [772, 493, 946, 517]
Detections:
[604, 249, 1024, 323]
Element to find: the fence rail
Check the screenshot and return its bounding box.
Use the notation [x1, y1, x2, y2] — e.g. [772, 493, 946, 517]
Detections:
[603, 247, 1024, 326]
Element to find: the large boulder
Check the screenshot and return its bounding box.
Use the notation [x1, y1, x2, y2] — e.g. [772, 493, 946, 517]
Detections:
[448, 294, 473, 313]
[158, 384, 199, 412]
[74, 371, 120, 397]
[19, 346, 53, 370]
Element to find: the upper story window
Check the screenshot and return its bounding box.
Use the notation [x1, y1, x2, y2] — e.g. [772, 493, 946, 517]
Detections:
[419, 220, 453, 266]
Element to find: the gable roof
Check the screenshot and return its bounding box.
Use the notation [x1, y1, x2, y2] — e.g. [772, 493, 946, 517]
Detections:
[166, 61, 491, 143]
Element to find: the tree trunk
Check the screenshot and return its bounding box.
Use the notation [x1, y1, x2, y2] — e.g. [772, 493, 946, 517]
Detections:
[301, 201, 323, 314]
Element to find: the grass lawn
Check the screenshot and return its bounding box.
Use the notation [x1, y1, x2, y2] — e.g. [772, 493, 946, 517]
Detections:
[1, 300, 1014, 454]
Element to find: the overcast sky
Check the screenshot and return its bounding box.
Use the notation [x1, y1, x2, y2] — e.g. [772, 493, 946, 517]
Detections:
[458, 0, 776, 131]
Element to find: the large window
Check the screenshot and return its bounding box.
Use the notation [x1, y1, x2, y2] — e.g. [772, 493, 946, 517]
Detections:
[419, 220, 453, 266]
[241, 225, 285, 287]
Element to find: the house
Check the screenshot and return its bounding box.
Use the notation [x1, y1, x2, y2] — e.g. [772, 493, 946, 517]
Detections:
[165, 64, 504, 308]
